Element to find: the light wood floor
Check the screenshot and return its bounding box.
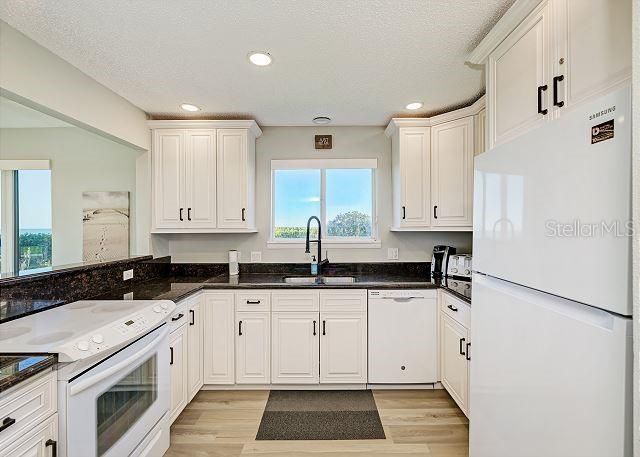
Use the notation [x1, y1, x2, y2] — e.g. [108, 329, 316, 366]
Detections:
[165, 389, 469, 457]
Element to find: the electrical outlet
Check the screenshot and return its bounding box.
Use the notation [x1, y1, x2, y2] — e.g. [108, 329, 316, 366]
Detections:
[251, 251, 262, 262]
[123, 292, 134, 300]
[123, 269, 134, 281]
[387, 248, 399, 260]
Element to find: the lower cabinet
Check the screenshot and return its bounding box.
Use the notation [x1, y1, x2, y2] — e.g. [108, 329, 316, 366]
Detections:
[320, 312, 367, 384]
[235, 311, 270, 384]
[271, 312, 320, 384]
[186, 296, 204, 401]
[0, 412, 58, 457]
[203, 292, 235, 384]
[168, 323, 188, 424]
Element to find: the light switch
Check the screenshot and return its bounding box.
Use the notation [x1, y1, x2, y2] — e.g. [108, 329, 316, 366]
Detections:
[251, 251, 262, 262]
[387, 248, 399, 260]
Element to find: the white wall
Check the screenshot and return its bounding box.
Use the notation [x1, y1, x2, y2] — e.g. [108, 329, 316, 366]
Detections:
[156, 126, 472, 263]
[0, 127, 141, 266]
[0, 21, 149, 151]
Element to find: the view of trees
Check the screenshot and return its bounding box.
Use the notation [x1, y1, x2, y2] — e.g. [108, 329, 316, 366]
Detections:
[18, 232, 52, 271]
[274, 211, 371, 239]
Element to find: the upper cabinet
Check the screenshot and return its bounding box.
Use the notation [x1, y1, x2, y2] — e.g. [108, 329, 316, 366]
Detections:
[149, 120, 261, 233]
[386, 98, 483, 231]
[469, 0, 631, 149]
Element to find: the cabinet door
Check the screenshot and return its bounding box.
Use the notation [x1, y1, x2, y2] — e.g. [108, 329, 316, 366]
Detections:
[271, 312, 319, 384]
[236, 312, 270, 384]
[184, 130, 217, 229]
[169, 324, 188, 424]
[217, 129, 249, 228]
[554, 0, 631, 111]
[487, 1, 552, 148]
[1, 413, 57, 457]
[399, 127, 430, 227]
[430, 117, 474, 227]
[440, 313, 469, 415]
[187, 296, 204, 401]
[320, 312, 367, 384]
[153, 129, 185, 229]
[203, 292, 235, 384]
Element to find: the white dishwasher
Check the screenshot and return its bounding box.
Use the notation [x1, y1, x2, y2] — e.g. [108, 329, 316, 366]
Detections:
[368, 289, 438, 384]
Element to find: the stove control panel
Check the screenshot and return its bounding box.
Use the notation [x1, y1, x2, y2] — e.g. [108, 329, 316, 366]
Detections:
[60, 300, 176, 362]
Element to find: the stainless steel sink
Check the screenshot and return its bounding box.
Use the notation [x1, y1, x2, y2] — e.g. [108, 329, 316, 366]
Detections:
[322, 276, 356, 284]
[283, 276, 319, 284]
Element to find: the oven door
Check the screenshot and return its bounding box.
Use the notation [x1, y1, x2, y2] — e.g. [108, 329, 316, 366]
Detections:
[65, 325, 169, 457]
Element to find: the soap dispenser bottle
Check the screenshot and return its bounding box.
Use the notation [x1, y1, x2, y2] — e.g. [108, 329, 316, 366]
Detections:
[310, 255, 318, 275]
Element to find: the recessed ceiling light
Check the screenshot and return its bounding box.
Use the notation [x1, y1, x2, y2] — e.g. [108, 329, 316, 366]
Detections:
[180, 103, 200, 112]
[312, 116, 331, 125]
[405, 102, 424, 110]
[248, 51, 272, 66]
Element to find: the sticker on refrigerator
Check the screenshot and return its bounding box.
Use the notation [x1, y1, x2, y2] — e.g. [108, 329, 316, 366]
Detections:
[591, 119, 614, 144]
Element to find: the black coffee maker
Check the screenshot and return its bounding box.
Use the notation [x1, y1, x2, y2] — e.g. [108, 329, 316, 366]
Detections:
[431, 245, 455, 278]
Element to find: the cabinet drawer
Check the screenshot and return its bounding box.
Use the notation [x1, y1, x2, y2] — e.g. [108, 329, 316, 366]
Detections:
[440, 291, 470, 328]
[236, 291, 271, 312]
[272, 291, 319, 312]
[0, 371, 57, 448]
[0, 412, 58, 457]
[320, 290, 367, 312]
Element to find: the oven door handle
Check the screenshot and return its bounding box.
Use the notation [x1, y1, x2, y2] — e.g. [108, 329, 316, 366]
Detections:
[69, 326, 168, 396]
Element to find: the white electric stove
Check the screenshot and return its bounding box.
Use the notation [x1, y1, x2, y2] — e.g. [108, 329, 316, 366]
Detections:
[0, 299, 176, 457]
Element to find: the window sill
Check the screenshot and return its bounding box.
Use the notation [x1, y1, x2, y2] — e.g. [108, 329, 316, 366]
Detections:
[267, 239, 382, 249]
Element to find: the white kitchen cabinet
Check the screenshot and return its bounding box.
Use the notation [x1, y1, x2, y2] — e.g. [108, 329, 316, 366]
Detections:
[235, 311, 270, 384]
[0, 413, 58, 457]
[320, 312, 367, 384]
[216, 129, 256, 229]
[184, 130, 217, 229]
[430, 117, 474, 227]
[152, 129, 184, 230]
[168, 323, 188, 424]
[186, 296, 204, 401]
[474, 108, 486, 155]
[203, 292, 235, 384]
[271, 312, 320, 384]
[487, 1, 552, 148]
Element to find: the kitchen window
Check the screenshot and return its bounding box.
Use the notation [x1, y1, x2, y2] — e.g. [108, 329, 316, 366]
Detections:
[269, 159, 379, 247]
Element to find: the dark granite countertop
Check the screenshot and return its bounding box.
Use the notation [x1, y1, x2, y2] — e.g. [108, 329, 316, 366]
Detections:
[0, 299, 67, 324]
[0, 354, 57, 393]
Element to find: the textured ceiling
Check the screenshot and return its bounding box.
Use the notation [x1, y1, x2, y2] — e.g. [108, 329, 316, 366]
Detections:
[0, 0, 514, 126]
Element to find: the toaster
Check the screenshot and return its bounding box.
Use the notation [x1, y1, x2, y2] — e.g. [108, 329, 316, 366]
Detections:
[446, 254, 472, 279]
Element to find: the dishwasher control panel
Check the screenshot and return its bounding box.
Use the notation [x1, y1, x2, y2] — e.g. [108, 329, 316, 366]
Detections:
[368, 289, 435, 299]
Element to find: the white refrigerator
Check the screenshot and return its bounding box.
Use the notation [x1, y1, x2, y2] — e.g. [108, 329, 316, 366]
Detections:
[470, 85, 633, 457]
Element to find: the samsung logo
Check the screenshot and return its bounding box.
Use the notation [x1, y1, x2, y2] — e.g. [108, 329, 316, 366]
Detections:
[589, 106, 615, 120]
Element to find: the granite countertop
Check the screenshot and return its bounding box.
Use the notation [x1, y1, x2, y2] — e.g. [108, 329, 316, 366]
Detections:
[0, 354, 57, 393]
[0, 299, 66, 324]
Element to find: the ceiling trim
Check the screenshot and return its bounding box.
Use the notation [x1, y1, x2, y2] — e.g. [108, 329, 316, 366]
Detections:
[385, 96, 485, 137]
[147, 119, 262, 137]
[466, 0, 542, 65]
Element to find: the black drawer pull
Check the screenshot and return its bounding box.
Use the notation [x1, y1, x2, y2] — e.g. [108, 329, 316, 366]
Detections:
[466, 342, 471, 361]
[313, 320, 317, 336]
[46, 439, 57, 457]
[239, 320, 243, 336]
[447, 304, 458, 312]
[322, 320, 326, 336]
[169, 347, 174, 365]
[402, 206, 406, 220]
[246, 300, 261, 304]
[189, 309, 195, 326]
[537, 84, 548, 115]
[459, 337, 466, 356]
[171, 313, 184, 322]
[0, 417, 16, 432]
[553, 75, 564, 107]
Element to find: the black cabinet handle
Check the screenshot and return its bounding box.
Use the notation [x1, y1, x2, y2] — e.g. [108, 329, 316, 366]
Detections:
[402, 206, 406, 220]
[553, 75, 564, 107]
[0, 417, 16, 432]
[459, 337, 466, 356]
[239, 320, 243, 336]
[169, 347, 174, 365]
[179, 208, 184, 221]
[322, 320, 326, 335]
[187, 208, 192, 221]
[313, 320, 317, 336]
[171, 313, 184, 322]
[246, 300, 261, 304]
[433, 205, 438, 219]
[241, 208, 246, 221]
[189, 309, 195, 326]
[447, 304, 458, 312]
[466, 342, 471, 361]
[46, 439, 57, 457]
[537, 84, 548, 115]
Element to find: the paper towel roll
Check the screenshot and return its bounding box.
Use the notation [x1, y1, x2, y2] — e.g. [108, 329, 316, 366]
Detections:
[229, 250, 239, 276]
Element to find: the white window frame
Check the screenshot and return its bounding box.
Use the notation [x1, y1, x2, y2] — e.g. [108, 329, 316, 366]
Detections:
[268, 158, 380, 249]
